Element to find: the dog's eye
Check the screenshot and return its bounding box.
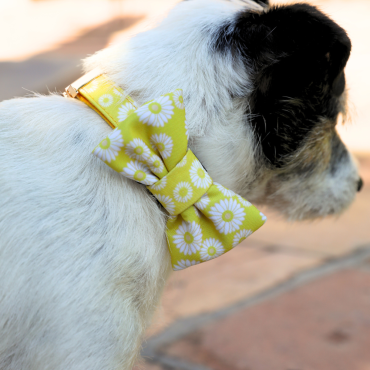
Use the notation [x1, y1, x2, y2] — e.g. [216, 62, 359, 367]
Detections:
[332, 71, 345, 96]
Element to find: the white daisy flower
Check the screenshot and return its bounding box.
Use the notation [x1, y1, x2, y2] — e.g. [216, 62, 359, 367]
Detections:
[118, 102, 136, 122]
[232, 229, 252, 248]
[195, 194, 210, 210]
[173, 221, 202, 255]
[200, 238, 225, 261]
[121, 161, 157, 185]
[147, 155, 165, 174]
[125, 138, 151, 162]
[150, 133, 173, 159]
[137, 95, 174, 127]
[260, 212, 267, 222]
[214, 182, 235, 197]
[194, 207, 201, 218]
[99, 94, 114, 107]
[173, 182, 193, 203]
[173, 90, 185, 109]
[173, 260, 200, 271]
[190, 160, 212, 189]
[209, 198, 245, 234]
[93, 129, 123, 163]
[113, 88, 123, 97]
[236, 195, 252, 208]
[150, 177, 167, 191]
[176, 155, 187, 168]
[156, 195, 175, 215]
[85, 79, 99, 93]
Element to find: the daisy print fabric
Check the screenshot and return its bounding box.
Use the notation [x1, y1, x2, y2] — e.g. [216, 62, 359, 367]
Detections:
[79, 74, 137, 129]
[94, 129, 124, 163]
[151, 133, 173, 159]
[136, 95, 174, 127]
[118, 102, 136, 122]
[90, 81, 266, 271]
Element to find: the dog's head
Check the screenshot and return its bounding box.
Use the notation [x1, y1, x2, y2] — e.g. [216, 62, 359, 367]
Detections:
[215, 0, 361, 221]
[86, 0, 362, 220]
[209, 0, 362, 220]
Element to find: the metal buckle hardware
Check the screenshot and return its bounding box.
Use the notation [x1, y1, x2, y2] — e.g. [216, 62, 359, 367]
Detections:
[64, 68, 103, 99]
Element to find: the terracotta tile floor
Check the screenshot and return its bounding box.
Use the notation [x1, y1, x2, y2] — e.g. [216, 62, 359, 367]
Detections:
[162, 268, 370, 370]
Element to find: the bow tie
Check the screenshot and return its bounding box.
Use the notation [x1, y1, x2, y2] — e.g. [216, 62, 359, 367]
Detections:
[67, 73, 266, 270]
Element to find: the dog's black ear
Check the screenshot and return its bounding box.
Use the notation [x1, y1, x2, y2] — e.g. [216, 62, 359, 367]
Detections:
[215, 3, 351, 167]
[231, 3, 351, 85]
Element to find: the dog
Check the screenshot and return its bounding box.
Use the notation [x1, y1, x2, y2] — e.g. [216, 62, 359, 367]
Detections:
[0, 0, 363, 369]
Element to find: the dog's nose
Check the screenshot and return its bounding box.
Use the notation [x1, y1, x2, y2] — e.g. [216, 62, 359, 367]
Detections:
[357, 177, 364, 192]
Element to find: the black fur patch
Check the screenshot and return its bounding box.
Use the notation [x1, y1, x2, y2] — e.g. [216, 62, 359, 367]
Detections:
[213, 3, 351, 168]
[184, 0, 269, 4]
[253, 0, 269, 6]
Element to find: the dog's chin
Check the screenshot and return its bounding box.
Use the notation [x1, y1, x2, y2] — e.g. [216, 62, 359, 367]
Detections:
[243, 163, 359, 222]
[267, 190, 357, 222]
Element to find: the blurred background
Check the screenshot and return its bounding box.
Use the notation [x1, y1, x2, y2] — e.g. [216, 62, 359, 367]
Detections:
[1, 0, 369, 369]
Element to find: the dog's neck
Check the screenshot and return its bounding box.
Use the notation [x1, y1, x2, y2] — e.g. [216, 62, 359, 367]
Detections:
[82, 0, 263, 198]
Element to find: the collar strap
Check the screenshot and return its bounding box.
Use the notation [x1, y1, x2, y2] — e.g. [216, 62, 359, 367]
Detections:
[64, 74, 266, 271]
[64, 68, 137, 129]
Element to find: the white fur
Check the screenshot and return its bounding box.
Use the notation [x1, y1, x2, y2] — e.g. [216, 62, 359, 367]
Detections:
[0, 0, 359, 369]
[0, 95, 170, 369]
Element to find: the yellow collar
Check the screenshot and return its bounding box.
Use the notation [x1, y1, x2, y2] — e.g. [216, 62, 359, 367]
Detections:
[64, 68, 137, 129]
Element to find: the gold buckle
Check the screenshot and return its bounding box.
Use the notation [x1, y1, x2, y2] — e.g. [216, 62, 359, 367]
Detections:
[64, 68, 103, 99]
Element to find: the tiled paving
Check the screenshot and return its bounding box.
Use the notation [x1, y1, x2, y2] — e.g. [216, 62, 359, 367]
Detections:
[161, 267, 370, 370]
[147, 246, 320, 337]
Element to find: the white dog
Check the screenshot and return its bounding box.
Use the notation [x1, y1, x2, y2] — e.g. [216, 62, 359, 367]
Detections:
[0, 0, 362, 369]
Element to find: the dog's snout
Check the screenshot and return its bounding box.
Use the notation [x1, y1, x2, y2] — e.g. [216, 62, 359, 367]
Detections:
[357, 177, 364, 192]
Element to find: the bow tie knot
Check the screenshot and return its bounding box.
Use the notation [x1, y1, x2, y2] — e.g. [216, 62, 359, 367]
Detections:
[149, 149, 212, 216]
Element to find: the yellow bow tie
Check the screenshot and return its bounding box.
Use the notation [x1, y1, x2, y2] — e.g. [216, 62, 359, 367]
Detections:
[66, 72, 266, 270]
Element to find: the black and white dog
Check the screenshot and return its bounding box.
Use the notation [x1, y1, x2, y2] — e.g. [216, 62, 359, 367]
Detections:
[0, 0, 362, 369]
